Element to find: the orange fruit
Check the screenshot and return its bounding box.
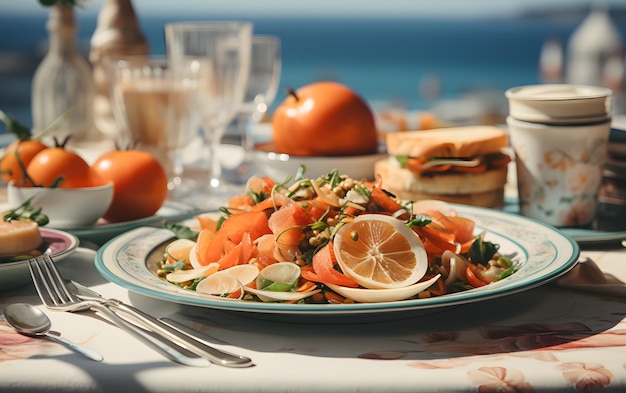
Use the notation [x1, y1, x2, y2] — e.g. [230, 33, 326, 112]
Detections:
[333, 215, 428, 289]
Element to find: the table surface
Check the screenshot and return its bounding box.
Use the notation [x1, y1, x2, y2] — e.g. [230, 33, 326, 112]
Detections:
[2, 139, 626, 392]
[1, 231, 626, 392]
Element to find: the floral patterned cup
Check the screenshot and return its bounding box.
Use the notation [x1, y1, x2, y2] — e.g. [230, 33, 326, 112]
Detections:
[506, 84, 612, 227]
[507, 116, 610, 227]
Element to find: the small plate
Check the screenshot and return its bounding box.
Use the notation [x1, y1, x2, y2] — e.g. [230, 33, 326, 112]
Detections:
[0, 228, 79, 291]
[504, 197, 626, 247]
[95, 205, 579, 320]
[65, 201, 200, 245]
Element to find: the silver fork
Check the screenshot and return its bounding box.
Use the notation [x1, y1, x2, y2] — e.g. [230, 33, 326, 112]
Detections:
[66, 280, 253, 367]
[27, 255, 211, 367]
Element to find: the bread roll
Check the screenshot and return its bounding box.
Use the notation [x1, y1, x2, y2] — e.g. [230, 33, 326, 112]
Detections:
[0, 220, 42, 255]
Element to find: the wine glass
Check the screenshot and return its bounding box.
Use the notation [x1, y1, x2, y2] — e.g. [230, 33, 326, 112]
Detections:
[108, 55, 199, 196]
[165, 21, 252, 209]
[231, 35, 281, 182]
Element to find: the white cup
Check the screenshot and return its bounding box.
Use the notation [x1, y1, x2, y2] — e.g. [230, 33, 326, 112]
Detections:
[506, 84, 612, 227]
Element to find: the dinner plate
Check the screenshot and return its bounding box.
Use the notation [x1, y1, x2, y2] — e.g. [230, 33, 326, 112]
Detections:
[59, 201, 200, 245]
[95, 205, 580, 317]
[0, 228, 79, 291]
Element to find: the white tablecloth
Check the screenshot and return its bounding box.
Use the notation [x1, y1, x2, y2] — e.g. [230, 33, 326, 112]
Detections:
[1, 244, 626, 392]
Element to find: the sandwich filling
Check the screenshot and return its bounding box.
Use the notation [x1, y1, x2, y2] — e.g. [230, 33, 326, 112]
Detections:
[394, 152, 511, 175]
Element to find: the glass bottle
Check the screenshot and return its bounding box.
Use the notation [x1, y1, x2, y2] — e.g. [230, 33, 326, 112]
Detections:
[31, 3, 94, 145]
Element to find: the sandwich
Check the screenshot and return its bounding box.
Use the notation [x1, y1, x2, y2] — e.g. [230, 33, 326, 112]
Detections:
[374, 126, 511, 208]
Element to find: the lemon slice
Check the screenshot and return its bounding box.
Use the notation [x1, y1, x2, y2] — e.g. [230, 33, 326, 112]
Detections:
[333, 214, 428, 289]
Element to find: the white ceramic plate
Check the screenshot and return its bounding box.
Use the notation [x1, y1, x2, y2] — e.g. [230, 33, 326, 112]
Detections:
[58, 201, 200, 245]
[95, 205, 579, 317]
[0, 228, 79, 291]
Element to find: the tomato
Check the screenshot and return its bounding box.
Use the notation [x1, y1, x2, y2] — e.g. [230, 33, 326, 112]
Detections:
[465, 264, 491, 288]
[271, 81, 378, 156]
[92, 150, 168, 222]
[0, 139, 48, 183]
[25, 146, 101, 188]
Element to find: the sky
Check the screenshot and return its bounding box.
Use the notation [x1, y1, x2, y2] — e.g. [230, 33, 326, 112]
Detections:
[0, 0, 615, 19]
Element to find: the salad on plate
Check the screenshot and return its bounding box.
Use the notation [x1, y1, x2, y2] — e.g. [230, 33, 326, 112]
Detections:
[157, 168, 518, 304]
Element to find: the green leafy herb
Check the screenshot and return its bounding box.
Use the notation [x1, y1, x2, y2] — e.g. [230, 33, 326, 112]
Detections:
[163, 222, 198, 241]
[3, 198, 49, 227]
[406, 214, 432, 228]
[468, 235, 500, 266]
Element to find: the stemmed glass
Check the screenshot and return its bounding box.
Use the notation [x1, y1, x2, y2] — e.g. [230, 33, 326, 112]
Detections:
[108, 56, 199, 195]
[165, 22, 252, 208]
[232, 35, 281, 181]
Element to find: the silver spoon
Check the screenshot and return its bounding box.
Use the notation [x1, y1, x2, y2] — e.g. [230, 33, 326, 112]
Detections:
[4, 303, 103, 362]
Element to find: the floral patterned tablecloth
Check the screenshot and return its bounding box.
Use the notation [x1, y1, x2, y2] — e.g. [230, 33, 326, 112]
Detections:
[1, 246, 625, 393]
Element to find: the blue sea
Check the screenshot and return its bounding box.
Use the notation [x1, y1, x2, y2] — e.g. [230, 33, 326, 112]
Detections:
[1, 12, 625, 131]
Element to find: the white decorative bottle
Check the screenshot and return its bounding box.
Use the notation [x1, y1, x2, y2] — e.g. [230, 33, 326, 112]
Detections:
[31, 3, 95, 145]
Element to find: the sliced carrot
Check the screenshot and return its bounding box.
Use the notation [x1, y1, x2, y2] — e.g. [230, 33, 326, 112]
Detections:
[218, 242, 242, 270]
[196, 229, 223, 265]
[446, 216, 476, 244]
[324, 291, 347, 304]
[220, 210, 271, 244]
[449, 162, 488, 173]
[301, 242, 359, 288]
[370, 187, 410, 219]
[251, 197, 277, 212]
[239, 232, 253, 265]
[268, 203, 309, 246]
[255, 234, 278, 267]
[422, 274, 446, 296]
[466, 264, 491, 287]
[194, 213, 219, 232]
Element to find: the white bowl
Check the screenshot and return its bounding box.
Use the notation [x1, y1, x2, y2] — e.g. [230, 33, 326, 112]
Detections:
[252, 144, 385, 181]
[505, 84, 612, 125]
[7, 182, 114, 228]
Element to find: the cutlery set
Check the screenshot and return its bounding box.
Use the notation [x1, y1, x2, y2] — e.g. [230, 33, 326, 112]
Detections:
[15, 254, 253, 367]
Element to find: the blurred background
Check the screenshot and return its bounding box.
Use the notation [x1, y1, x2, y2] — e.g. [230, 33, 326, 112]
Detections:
[1, 0, 625, 132]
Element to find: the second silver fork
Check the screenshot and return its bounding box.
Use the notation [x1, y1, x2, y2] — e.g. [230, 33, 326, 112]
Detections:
[28, 255, 211, 367]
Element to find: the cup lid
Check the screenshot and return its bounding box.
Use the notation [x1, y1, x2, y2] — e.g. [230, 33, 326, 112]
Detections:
[506, 84, 612, 125]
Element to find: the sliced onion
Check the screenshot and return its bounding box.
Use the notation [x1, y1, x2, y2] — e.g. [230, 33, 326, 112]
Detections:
[441, 250, 469, 285]
[166, 262, 219, 283]
[224, 264, 260, 286]
[256, 262, 300, 291]
[196, 270, 243, 296]
[189, 244, 203, 269]
[412, 200, 454, 215]
[244, 286, 321, 302]
[310, 180, 341, 207]
[325, 274, 441, 303]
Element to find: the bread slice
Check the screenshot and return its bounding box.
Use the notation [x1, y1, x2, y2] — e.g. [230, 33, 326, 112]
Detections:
[385, 126, 509, 158]
[0, 220, 43, 255]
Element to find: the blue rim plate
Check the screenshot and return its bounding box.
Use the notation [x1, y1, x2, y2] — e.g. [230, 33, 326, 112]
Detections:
[1, 228, 79, 291]
[61, 201, 201, 244]
[95, 205, 580, 316]
[1, 227, 79, 265]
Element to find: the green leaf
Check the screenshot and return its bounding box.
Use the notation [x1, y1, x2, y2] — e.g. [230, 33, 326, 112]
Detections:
[3, 197, 49, 226]
[0, 110, 32, 141]
[468, 235, 500, 266]
[163, 222, 198, 241]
